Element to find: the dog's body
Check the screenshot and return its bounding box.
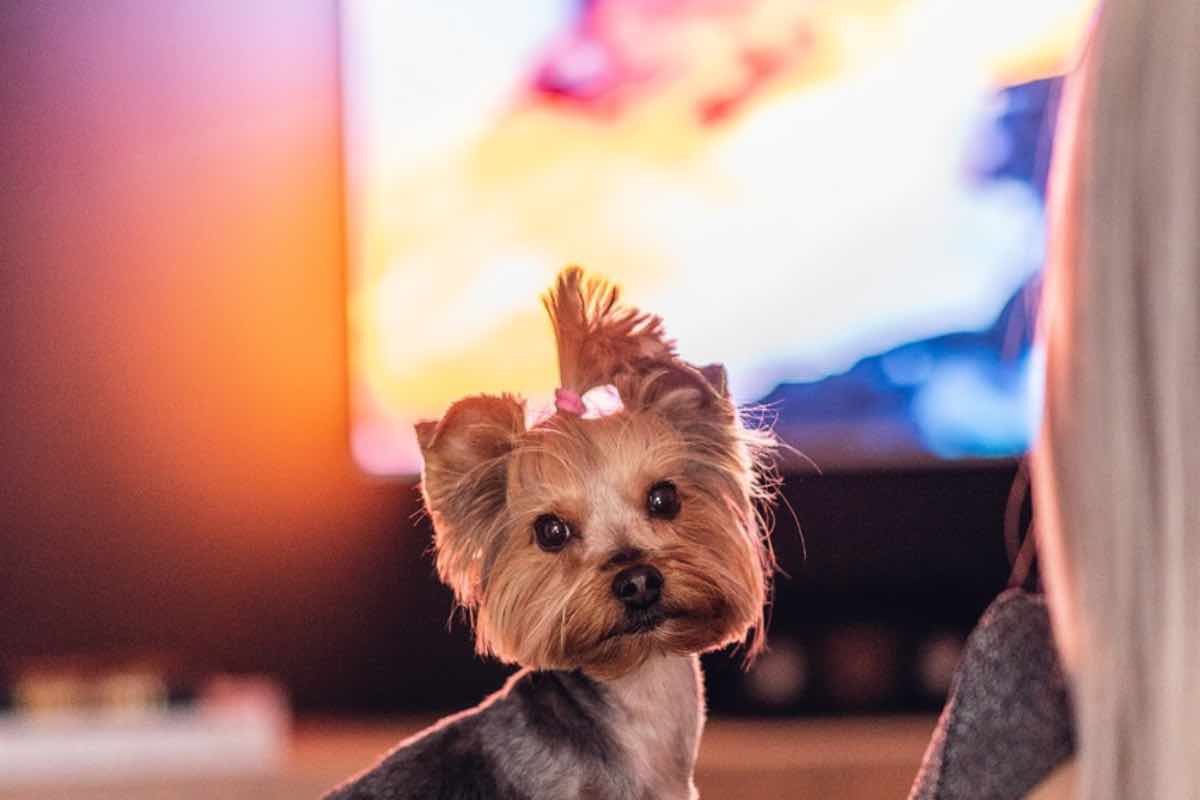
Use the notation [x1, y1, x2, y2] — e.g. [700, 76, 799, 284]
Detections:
[326, 268, 776, 799]
[327, 654, 702, 800]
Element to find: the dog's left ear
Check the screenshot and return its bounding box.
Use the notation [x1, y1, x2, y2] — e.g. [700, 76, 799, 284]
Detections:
[619, 359, 735, 423]
[697, 362, 730, 398]
[416, 394, 525, 607]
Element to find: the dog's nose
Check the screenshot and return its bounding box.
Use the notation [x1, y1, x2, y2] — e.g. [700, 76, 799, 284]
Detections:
[611, 564, 663, 610]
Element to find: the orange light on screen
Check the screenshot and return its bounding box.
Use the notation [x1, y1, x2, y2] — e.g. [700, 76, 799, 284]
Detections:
[341, 0, 1096, 476]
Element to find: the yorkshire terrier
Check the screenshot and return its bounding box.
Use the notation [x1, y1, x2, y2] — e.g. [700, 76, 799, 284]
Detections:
[327, 267, 778, 800]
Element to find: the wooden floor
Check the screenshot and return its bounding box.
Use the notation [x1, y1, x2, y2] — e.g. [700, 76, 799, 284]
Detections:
[3, 715, 936, 799]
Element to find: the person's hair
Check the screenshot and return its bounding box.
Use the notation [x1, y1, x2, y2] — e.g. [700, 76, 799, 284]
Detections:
[1037, 0, 1200, 796]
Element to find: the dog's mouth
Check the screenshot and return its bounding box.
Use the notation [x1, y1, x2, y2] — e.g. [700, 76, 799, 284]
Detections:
[602, 606, 689, 641]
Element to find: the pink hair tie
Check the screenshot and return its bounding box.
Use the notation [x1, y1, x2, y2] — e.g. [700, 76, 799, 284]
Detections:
[554, 388, 587, 416]
[554, 385, 624, 418]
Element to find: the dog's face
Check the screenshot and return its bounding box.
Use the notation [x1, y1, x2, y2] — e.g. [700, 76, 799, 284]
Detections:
[417, 361, 774, 679]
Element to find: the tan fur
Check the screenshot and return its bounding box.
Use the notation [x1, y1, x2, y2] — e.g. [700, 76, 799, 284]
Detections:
[542, 265, 676, 395]
[607, 653, 705, 799]
[416, 393, 526, 606]
[417, 268, 778, 680]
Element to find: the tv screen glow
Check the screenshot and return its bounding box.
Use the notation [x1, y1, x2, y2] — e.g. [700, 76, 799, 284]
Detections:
[340, 0, 1094, 476]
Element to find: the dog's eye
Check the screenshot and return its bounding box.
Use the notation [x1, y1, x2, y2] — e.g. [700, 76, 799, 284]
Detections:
[646, 481, 681, 519]
[533, 514, 573, 552]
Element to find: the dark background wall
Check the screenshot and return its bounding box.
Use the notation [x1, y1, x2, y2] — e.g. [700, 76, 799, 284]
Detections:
[0, 1, 1015, 716]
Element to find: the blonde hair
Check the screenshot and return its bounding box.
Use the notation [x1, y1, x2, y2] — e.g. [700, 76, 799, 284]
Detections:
[1036, 0, 1200, 797]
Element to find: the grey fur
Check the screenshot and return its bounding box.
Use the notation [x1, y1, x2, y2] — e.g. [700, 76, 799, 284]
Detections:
[324, 667, 639, 800]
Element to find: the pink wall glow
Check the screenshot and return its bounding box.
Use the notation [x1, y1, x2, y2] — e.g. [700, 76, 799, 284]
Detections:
[0, 1, 420, 701]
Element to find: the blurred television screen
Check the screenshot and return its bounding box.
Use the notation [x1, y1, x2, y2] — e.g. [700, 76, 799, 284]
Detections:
[340, 0, 1093, 475]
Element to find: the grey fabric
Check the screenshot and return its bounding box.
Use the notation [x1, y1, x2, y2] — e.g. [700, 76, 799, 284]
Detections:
[909, 589, 1075, 800]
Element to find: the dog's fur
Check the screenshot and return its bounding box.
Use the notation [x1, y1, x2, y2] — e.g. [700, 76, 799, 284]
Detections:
[327, 267, 778, 800]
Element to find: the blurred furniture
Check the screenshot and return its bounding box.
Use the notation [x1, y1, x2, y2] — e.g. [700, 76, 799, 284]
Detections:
[0, 715, 936, 800]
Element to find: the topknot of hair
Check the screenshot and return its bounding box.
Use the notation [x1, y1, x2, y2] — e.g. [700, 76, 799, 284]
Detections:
[541, 266, 676, 394]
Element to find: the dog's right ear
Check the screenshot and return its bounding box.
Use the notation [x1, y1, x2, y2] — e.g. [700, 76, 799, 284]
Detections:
[416, 394, 525, 607]
[416, 394, 524, 476]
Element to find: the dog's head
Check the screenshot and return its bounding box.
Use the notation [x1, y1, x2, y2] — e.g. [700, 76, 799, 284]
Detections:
[416, 267, 778, 679]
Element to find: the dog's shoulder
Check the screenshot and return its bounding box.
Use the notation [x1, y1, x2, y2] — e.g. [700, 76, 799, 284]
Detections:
[322, 669, 628, 800]
[322, 707, 511, 800]
[499, 668, 619, 764]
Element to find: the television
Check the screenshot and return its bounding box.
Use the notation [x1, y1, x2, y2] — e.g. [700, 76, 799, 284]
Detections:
[340, 0, 1094, 476]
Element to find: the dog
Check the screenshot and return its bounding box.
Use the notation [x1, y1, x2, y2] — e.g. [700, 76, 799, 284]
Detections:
[326, 267, 778, 800]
